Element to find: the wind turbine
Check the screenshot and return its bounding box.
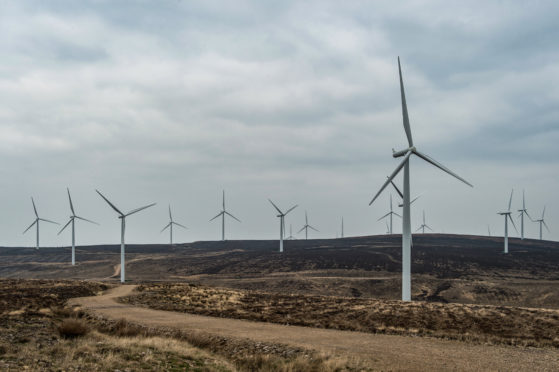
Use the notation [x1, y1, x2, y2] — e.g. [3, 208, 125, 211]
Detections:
[58, 188, 98, 265]
[161, 205, 187, 245]
[268, 199, 297, 252]
[209, 190, 240, 241]
[369, 57, 473, 301]
[96, 190, 156, 283]
[498, 189, 518, 254]
[378, 194, 401, 234]
[517, 190, 532, 240]
[416, 210, 433, 234]
[298, 211, 318, 240]
[488, 225, 491, 237]
[534, 206, 550, 240]
[23, 197, 59, 250]
[286, 224, 295, 240]
[341, 217, 344, 238]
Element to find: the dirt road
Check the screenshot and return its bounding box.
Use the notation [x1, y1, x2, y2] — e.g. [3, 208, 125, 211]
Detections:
[70, 285, 559, 371]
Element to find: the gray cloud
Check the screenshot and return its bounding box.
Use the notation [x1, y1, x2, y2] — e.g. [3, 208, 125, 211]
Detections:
[0, 1, 557, 247]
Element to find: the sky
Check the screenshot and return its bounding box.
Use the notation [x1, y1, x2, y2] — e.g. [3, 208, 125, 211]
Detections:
[0, 0, 558, 247]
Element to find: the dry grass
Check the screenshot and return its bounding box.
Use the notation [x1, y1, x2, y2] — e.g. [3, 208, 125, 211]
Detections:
[58, 318, 89, 338]
[123, 282, 559, 348]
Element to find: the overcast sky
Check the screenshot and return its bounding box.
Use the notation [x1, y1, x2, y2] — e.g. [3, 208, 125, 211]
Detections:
[1, 1, 558, 247]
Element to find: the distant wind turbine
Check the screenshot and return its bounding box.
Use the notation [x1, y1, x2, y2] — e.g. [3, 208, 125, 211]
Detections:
[286, 224, 295, 240]
[488, 225, 491, 237]
[498, 189, 518, 254]
[210, 190, 240, 241]
[378, 195, 401, 234]
[517, 190, 532, 240]
[416, 210, 433, 234]
[268, 199, 297, 252]
[58, 188, 98, 265]
[23, 197, 59, 250]
[369, 57, 473, 301]
[534, 206, 550, 240]
[161, 205, 187, 245]
[341, 217, 344, 238]
[298, 211, 318, 240]
[96, 190, 156, 283]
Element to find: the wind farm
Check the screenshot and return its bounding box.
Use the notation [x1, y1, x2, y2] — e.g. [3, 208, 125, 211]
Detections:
[2, 2, 559, 370]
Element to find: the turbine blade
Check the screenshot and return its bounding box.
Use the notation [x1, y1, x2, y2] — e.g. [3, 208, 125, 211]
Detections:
[225, 211, 241, 222]
[125, 203, 156, 217]
[426, 225, 434, 231]
[393, 212, 402, 218]
[525, 210, 533, 222]
[508, 214, 518, 234]
[390, 180, 403, 199]
[209, 211, 223, 222]
[58, 219, 73, 235]
[543, 221, 550, 232]
[23, 220, 37, 234]
[369, 151, 412, 205]
[96, 190, 124, 216]
[415, 226, 423, 232]
[297, 226, 306, 234]
[75, 216, 99, 225]
[160, 223, 171, 233]
[413, 150, 473, 187]
[410, 195, 421, 205]
[398, 57, 413, 147]
[173, 222, 188, 229]
[542, 206, 546, 219]
[67, 188, 75, 216]
[285, 205, 298, 215]
[309, 225, 319, 232]
[31, 197, 38, 217]
[508, 189, 514, 212]
[268, 199, 283, 214]
[377, 212, 391, 221]
[39, 218, 59, 225]
[169, 205, 172, 221]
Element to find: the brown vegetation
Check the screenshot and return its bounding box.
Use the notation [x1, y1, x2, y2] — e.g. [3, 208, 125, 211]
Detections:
[123, 282, 559, 348]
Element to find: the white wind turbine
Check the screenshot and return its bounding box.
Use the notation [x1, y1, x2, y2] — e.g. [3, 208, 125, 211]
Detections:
[416, 210, 433, 234]
[96, 190, 156, 283]
[298, 211, 319, 240]
[534, 206, 550, 240]
[286, 224, 295, 240]
[378, 195, 401, 234]
[58, 188, 98, 265]
[210, 190, 240, 241]
[498, 189, 518, 254]
[369, 57, 473, 301]
[161, 205, 187, 245]
[268, 199, 297, 252]
[23, 197, 59, 250]
[517, 190, 532, 240]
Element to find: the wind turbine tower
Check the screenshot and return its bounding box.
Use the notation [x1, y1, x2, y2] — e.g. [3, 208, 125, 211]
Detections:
[378, 195, 401, 234]
[534, 206, 550, 240]
[298, 211, 318, 240]
[58, 188, 98, 265]
[23, 197, 59, 250]
[268, 199, 297, 252]
[369, 57, 473, 301]
[161, 205, 187, 245]
[498, 189, 518, 254]
[210, 190, 240, 241]
[341, 217, 344, 238]
[96, 190, 156, 283]
[517, 190, 532, 240]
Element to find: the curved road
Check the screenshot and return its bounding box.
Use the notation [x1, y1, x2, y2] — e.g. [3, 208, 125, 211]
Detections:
[70, 285, 559, 371]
